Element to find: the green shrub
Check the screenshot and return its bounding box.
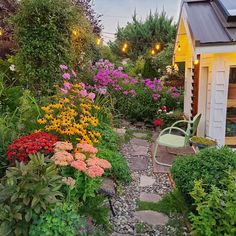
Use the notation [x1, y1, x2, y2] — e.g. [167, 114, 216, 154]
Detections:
[79, 196, 110, 233]
[97, 148, 131, 184]
[171, 147, 236, 197]
[0, 153, 63, 235]
[13, 0, 95, 95]
[29, 202, 105, 236]
[190, 172, 236, 236]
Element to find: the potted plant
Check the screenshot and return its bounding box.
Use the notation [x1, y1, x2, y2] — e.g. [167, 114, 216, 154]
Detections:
[190, 136, 217, 150]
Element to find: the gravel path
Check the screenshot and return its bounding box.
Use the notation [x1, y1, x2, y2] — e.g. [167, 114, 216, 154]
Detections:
[109, 129, 175, 236]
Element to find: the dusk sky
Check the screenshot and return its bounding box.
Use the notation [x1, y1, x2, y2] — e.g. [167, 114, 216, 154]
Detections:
[94, 0, 182, 43]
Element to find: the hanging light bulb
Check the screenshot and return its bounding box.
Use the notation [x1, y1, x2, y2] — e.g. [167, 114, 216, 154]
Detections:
[122, 47, 126, 53]
[123, 43, 128, 49]
[177, 44, 181, 52]
[151, 49, 155, 55]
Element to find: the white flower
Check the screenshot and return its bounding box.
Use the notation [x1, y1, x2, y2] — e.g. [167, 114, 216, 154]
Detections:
[9, 65, 15, 71]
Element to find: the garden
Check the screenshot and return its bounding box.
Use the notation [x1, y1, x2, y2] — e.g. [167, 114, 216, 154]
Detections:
[0, 0, 235, 235]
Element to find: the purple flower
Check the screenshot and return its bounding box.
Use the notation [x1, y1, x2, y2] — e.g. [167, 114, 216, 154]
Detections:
[118, 66, 124, 71]
[123, 91, 129, 95]
[63, 73, 70, 79]
[60, 88, 68, 94]
[63, 82, 72, 90]
[80, 90, 87, 97]
[89, 92, 95, 101]
[59, 64, 68, 70]
[71, 70, 76, 77]
[80, 82, 85, 89]
[130, 79, 137, 84]
[152, 93, 160, 100]
[130, 89, 136, 96]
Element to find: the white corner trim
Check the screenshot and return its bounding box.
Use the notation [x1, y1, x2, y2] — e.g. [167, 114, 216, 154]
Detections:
[196, 44, 236, 55]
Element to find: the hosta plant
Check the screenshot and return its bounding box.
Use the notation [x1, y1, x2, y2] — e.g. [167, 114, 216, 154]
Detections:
[0, 153, 63, 236]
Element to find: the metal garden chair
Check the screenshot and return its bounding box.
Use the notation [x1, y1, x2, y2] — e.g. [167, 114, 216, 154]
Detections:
[153, 113, 201, 167]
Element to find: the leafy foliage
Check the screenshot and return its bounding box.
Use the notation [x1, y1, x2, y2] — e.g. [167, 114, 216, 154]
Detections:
[13, 0, 95, 94]
[171, 147, 236, 198]
[29, 202, 105, 236]
[79, 196, 111, 232]
[190, 173, 236, 236]
[0, 153, 63, 235]
[109, 11, 176, 60]
[97, 148, 131, 184]
[73, 0, 102, 35]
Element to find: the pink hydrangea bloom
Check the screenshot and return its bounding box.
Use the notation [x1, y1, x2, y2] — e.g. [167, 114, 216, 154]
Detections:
[52, 151, 74, 166]
[86, 165, 104, 178]
[74, 152, 86, 161]
[71, 160, 87, 172]
[62, 177, 76, 186]
[63, 73, 70, 79]
[54, 142, 73, 152]
[77, 143, 98, 154]
[86, 157, 111, 169]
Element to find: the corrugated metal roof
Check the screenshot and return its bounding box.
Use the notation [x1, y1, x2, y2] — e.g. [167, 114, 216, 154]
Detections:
[183, 0, 236, 45]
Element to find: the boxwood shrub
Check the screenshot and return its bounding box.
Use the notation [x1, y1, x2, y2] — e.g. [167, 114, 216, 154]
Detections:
[171, 147, 236, 196]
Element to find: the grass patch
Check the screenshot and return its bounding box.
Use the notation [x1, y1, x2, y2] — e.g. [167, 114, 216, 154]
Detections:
[123, 128, 152, 143]
[137, 189, 189, 216]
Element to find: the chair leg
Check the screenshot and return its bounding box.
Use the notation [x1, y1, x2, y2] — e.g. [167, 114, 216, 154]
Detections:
[153, 143, 172, 167]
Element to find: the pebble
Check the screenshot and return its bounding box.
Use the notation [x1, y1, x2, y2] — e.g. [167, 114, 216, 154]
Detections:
[109, 127, 188, 235]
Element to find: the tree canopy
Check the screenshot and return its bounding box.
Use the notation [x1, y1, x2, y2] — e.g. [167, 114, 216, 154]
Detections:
[109, 11, 176, 60]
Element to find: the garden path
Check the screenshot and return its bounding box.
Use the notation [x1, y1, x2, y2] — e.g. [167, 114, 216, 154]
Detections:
[109, 125, 179, 236]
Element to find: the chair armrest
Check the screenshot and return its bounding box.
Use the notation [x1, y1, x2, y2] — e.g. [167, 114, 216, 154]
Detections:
[171, 120, 189, 127]
[158, 127, 188, 138]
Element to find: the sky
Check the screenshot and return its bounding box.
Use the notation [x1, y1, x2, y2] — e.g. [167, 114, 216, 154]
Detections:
[93, 0, 182, 43]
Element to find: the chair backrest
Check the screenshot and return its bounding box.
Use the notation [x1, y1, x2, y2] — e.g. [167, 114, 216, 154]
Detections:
[184, 113, 201, 144]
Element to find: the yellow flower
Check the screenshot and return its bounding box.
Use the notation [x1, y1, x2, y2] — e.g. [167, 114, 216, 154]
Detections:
[37, 118, 47, 124]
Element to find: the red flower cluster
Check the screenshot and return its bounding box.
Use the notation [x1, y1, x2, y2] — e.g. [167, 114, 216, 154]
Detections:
[153, 119, 164, 126]
[7, 132, 58, 163]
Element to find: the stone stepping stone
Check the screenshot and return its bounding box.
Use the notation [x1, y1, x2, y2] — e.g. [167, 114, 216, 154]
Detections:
[128, 158, 148, 171]
[139, 192, 162, 202]
[134, 210, 169, 226]
[113, 128, 126, 135]
[132, 145, 148, 156]
[130, 138, 149, 147]
[133, 132, 147, 138]
[140, 175, 155, 187]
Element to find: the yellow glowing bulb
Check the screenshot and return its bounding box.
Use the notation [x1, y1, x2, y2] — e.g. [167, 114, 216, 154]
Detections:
[194, 59, 199, 65]
[72, 30, 78, 37]
[0, 29, 3, 37]
[155, 44, 160, 50]
[123, 43, 128, 49]
[177, 45, 181, 52]
[96, 38, 101, 45]
[122, 47, 126, 52]
[151, 49, 155, 55]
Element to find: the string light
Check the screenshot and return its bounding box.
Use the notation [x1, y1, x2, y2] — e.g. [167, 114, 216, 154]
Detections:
[151, 49, 155, 55]
[96, 38, 101, 45]
[122, 47, 126, 53]
[155, 43, 160, 50]
[0, 28, 3, 37]
[194, 59, 199, 65]
[72, 29, 79, 37]
[123, 43, 128, 49]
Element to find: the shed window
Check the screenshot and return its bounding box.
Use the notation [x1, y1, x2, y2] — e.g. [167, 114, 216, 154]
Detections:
[229, 67, 236, 83]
